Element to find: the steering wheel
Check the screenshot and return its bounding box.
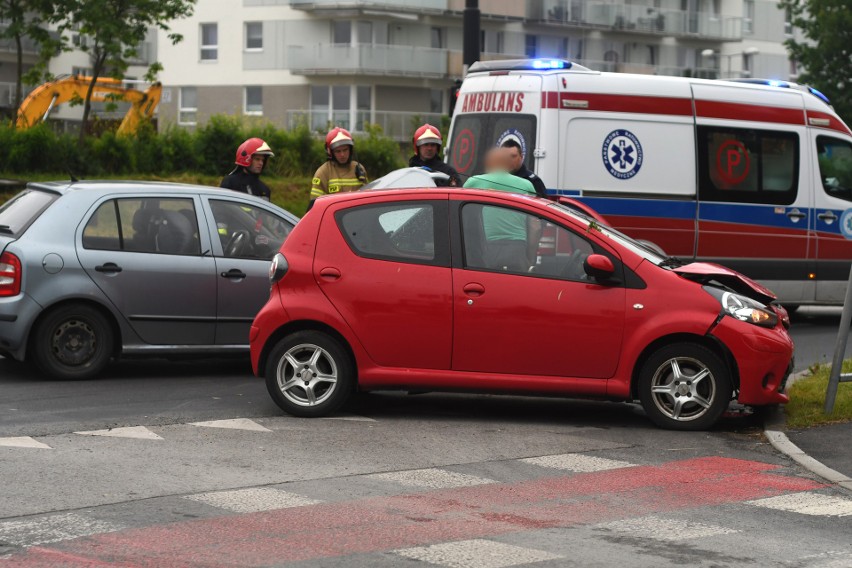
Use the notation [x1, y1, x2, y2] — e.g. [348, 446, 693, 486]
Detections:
[560, 249, 587, 280]
[225, 230, 250, 257]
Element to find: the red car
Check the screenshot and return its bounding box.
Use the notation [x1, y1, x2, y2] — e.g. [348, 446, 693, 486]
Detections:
[250, 188, 793, 430]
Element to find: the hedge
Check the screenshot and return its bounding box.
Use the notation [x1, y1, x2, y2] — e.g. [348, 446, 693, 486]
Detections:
[0, 117, 410, 180]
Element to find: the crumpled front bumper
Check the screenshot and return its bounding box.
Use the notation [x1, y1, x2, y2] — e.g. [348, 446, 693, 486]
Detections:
[710, 315, 793, 406]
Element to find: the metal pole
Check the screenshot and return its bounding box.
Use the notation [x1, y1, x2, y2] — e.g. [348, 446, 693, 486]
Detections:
[463, 0, 480, 76]
[825, 264, 852, 413]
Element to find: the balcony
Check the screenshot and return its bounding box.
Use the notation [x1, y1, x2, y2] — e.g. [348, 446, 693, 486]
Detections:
[288, 44, 447, 78]
[288, 0, 446, 12]
[287, 109, 444, 141]
[0, 82, 35, 109]
[573, 60, 720, 79]
[0, 27, 42, 57]
[526, 0, 743, 41]
[447, 50, 527, 77]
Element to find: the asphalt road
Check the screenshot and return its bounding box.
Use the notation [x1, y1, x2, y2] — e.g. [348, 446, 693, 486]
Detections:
[1, 311, 851, 567]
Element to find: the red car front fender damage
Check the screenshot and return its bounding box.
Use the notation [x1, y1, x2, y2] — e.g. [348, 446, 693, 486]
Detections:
[709, 315, 792, 405]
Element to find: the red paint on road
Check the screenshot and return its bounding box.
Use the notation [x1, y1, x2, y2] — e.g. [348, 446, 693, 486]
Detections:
[2, 457, 824, 567]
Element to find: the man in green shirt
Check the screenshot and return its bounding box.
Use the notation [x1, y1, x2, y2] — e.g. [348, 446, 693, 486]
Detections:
[463, 148, 543, 272]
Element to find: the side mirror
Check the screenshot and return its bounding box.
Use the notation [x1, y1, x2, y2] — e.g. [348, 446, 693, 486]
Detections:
[584, 254, 615, 280]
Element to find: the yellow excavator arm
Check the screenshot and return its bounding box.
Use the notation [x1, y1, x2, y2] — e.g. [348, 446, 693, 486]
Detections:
[15, 74, 162, 136]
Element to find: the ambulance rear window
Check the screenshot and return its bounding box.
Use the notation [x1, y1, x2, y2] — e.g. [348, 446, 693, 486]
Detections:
[697, 126, 799, 206]
[448, 114, 537, 183]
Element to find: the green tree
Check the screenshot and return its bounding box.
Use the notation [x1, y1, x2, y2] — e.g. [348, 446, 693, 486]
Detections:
[780, 0, 852, 123]
[0, 0, 55, 115]
[47, 0, 196, 143]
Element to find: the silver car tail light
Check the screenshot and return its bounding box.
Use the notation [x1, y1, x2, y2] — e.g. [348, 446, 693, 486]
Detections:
[0, 251, 21, 297]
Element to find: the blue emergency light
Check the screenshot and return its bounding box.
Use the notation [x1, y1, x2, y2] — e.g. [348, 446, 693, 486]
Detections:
[531, 59, 569, 70]
[808, 86, 831, 104]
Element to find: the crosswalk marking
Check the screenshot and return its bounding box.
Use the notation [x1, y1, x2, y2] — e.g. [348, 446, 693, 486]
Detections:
[367, 468, 497, 489]
[747, 492, 852, 517]
[183, 487, 321, 513]
[520, 453, 634, 472]
[189, 418, 271, 432]
[73, 426, 163, 440]
[0, 437, 51, 449]
[596, 515, 739, 540]
[0, 513, 123, 547]
[395, 539, 562, 568]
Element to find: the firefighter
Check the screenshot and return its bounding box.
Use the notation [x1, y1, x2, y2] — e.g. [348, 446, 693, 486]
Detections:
[408, 123, 460, 187]
[309, 127, 368, 207]
[220, 137, 274, 200]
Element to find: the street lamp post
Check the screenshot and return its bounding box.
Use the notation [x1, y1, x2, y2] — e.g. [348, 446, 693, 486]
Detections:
[701, 47, 760, 78]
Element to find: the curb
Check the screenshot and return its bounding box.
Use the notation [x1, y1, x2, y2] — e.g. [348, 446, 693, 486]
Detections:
[763, 370, 852, 491]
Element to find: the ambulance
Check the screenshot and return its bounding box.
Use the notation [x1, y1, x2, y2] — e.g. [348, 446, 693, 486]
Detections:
[446, 59, 852, 308]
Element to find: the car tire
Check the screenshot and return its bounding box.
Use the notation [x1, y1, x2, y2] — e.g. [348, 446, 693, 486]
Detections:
[31, 304, 114, 380]
[265, 331, 354, 417]
[638, 343, 732, 431]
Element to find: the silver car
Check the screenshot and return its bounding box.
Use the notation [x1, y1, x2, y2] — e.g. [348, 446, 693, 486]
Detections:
[0, 180, 299, 379]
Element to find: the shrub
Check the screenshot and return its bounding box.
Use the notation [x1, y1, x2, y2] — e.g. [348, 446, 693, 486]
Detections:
[354, 123, 406, 180]
[194, 114, 246, 177]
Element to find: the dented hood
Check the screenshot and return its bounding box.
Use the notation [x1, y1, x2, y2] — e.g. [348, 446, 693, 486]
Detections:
[673, 262, 777, 305]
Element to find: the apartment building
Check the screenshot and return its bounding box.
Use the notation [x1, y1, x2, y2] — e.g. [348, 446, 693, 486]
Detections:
[2, 0, 802, 138]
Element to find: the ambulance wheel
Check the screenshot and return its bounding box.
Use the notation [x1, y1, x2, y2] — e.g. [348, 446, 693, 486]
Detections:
[638, 343, 731, 431]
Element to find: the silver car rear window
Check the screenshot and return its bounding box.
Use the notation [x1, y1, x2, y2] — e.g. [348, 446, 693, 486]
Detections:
[0, 189, 58, 236]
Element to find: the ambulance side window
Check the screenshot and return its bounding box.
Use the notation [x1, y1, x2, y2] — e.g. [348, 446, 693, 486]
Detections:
[697, 126, 799, 205]
[816, 136, 852, 202]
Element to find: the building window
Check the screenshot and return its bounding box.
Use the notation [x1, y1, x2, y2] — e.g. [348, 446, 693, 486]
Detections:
[72, 66, 92, 77]
[311, 85, 372, 132]
[245, 86, 262, 115]
[245, 22, 263, 50]
[784, 6, 793, 36]
[525, 35, 537, 58]
[333, 21, 351, 44]
[430, 27, 443, 49]
[742, 0, 754, 34]
[429, 89, 443, 114]
[496, 31, 504, 54]
[356, 21, 372, 45]
[179, 87, 197, 125]
[200, 23, 218, 61]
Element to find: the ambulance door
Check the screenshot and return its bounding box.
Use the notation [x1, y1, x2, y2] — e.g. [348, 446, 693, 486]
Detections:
[811, 131, 852, 303]
[693, 84, 812, 303]
[448, 74, 542, 180]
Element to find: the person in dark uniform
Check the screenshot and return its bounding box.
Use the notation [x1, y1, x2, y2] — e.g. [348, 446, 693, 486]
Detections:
[500, 138, 548, 198]
[408, 123, 460, 187]
[220, 137, 274, 200]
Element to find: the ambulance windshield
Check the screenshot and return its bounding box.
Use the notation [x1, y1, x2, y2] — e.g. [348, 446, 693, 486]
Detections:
[447, 113, 537, 184]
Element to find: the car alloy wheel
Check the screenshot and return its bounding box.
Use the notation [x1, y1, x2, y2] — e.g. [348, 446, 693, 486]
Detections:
[639, 343, 731, 430]
[266, 331, 353, 417]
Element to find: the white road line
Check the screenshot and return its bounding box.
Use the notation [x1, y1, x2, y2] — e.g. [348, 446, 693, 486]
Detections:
[395, 539, 562, 568]
[189, 418, 271, 432]
[0, 513, 123, 547]
[596, 515, 739, 541]
[0, 437, 52, 449]
[183, 487, 321, 513]
[368, 468, 496, 489]
[319, 414, 377, 422]
[73, 426, 163, 440]
[747, 492, 852, 517]
[520, 453, 634, 472]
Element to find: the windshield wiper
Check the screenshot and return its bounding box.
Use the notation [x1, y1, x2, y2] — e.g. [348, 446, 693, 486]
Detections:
[659, 256, 684, 268]
[0, 224, 13, 235]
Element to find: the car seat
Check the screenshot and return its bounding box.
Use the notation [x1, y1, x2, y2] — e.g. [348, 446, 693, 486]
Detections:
[154, 210, 195, 254]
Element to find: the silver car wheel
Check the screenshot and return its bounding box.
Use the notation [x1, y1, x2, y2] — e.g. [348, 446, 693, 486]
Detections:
[275, 343, 339, 407]
[51, 318, 98, 366]
[649, 356, 716, 422]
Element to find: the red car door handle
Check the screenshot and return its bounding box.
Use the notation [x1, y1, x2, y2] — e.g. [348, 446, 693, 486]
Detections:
[463, 282, 485, 296]
[319, 267, 341, 280]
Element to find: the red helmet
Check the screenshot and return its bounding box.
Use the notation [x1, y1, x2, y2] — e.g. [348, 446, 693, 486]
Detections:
[325, 127, 354, 157]
[413, 124, 442, 149]
[235, 137, 274, 167]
